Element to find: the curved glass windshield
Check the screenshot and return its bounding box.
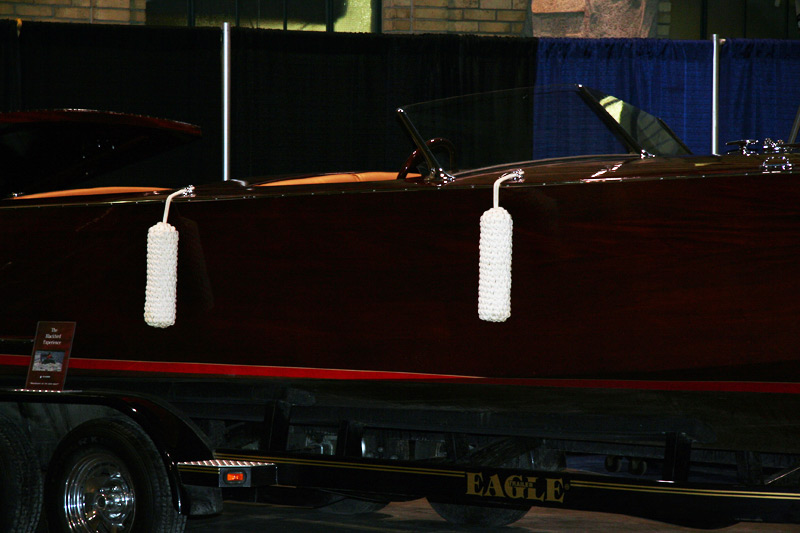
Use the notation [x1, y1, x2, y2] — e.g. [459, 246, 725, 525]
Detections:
[397, 85, 691, 173]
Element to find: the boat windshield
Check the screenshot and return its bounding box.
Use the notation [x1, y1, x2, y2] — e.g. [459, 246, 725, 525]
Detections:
[397, 85, 691, 173]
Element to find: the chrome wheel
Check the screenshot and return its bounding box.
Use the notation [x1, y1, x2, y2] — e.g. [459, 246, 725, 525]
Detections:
[63, 451, 136, 532]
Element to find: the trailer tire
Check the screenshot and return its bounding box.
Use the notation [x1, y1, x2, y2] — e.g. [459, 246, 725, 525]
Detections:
[44, 417, 186, 533]
[0, 417, 43, 533]
[428, 439, 534, 527]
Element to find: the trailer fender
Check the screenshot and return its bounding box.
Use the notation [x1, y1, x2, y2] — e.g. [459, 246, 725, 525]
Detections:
[0, 389, 215, 515]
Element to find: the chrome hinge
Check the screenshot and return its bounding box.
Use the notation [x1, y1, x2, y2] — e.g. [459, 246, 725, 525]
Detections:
[761, 155, 793, 172]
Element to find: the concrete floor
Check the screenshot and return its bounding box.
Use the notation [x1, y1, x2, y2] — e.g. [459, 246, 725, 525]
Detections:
[186, 500, 800, 532]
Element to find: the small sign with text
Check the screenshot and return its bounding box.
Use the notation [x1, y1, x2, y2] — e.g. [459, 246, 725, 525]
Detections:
[25, 321, 76, 391]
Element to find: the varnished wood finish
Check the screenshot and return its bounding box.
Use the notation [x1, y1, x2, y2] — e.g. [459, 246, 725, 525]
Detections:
[1, 153, 799, 385]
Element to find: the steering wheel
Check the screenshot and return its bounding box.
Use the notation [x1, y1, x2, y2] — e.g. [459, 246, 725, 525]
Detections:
[397, 138, 456, 180]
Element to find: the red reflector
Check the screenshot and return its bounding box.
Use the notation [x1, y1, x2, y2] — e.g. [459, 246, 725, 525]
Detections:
[226, 472, 245, 482]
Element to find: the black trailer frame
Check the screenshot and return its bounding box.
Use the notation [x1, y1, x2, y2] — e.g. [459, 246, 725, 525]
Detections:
[5, 384, 800, 529]
[179, 444, 800, 527]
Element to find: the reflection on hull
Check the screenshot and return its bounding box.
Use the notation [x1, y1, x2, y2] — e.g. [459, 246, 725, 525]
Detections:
[3, 170, 800, 386]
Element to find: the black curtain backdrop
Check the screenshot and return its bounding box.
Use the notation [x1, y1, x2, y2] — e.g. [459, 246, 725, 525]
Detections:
[8, 22, 538, 187]
[0, 20, 20, 112]
[230, 30, 538, 178]
[17, 22, 221, 187]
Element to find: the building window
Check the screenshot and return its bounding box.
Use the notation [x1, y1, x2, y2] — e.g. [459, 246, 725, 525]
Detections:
[145, 0, 380, 32]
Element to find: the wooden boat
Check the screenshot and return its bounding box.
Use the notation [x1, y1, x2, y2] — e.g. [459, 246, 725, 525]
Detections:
[3, 86, 800, 528]
[2, 87, 798, 385]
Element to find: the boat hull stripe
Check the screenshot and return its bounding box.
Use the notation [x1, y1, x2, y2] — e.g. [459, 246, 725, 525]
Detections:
[2, 354, 800, 393]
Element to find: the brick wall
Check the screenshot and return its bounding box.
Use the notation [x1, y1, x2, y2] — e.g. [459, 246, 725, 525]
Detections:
[0, 0, 145, 25]
[0, 0, 671, 36]
[384, 0, 673, 38]
[384, 0, 529, 36]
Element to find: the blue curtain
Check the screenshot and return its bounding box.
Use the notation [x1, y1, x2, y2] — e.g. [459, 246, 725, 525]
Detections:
[536, 38, 800, 155]
[536, 38, 713, 154]
[720, 39, 800, 146]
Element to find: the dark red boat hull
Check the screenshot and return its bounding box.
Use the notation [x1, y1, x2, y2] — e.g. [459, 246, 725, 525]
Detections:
[2, 166, 800, 382]
[3, 155, 800, 455]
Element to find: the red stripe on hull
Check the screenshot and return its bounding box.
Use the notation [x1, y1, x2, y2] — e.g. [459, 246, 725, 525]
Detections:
[3, 353, 800, 394]
[0, 354, 471, 381]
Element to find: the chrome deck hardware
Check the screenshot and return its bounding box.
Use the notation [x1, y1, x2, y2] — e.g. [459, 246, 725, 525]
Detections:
[726, 139, 758, 155]
[761, 155, 793, 172]
[727, 139, 800, 156]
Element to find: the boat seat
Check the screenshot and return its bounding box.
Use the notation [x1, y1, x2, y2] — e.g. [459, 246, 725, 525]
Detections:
[260, 171, 418, 186]
[14, 186, 170, 199]
[12, 171, 420, 199]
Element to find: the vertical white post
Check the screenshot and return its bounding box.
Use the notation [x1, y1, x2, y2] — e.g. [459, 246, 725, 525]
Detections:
[222, 22, 231, 181]
[711, 33, 720, 156]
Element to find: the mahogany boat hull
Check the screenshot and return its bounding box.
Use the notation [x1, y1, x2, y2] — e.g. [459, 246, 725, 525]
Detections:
[2, 164, 800, 386]
[3, 146, 800, 462]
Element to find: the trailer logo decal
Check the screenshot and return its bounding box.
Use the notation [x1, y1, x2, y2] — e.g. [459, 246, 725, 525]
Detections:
[465, 472, 566, 502]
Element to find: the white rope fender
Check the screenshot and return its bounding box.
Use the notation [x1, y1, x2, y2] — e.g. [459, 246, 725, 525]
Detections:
[144, 187, 191, 328]
[478, 171, 522, 322]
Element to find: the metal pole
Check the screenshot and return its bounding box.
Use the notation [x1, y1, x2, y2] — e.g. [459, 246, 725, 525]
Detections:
[790, 104, 800, 144]
[711, 33, 720, 156]
[222, 22, 230, 181]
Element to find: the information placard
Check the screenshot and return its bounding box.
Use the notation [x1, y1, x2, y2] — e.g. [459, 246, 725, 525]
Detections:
[25, 321, 76, 391]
